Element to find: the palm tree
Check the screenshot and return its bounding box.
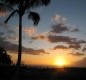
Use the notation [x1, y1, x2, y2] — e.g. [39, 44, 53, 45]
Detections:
[0, 0, 50, 79]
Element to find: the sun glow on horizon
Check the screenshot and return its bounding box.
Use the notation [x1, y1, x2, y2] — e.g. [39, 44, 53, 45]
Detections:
[55, 56, 68, 67]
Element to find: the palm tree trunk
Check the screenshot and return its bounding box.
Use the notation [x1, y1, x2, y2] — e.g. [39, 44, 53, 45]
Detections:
[12, 14, 22, 80]
[16, 14, 22, 78]
[17, 14, 22, 69]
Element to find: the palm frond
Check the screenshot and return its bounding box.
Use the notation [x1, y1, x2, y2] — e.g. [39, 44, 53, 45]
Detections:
[28, 12, 40, 25]
[4, 10, 18, 23]
[26, 0, 50, 9]
[0, 3, 13, 12]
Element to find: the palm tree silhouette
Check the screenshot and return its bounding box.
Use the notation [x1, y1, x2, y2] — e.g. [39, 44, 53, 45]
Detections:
[0, 0, 50, 79]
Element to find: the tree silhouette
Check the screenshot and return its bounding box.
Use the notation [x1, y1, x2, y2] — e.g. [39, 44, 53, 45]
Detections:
[0, 47, 12, 66]
[0, 0, 50, 79]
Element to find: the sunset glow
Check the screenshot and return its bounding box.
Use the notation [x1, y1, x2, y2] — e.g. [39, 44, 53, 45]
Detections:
[55, 56, 68, 67]
[0, 0, 86, 67]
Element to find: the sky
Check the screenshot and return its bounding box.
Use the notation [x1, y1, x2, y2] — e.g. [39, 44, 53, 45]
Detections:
[0, 0, 86, 67]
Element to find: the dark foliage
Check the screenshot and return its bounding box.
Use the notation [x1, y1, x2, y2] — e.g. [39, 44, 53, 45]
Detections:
[0, 47, 12, 66]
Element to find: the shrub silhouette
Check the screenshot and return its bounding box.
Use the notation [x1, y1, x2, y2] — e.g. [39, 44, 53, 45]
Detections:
[0, 47, 12, 66]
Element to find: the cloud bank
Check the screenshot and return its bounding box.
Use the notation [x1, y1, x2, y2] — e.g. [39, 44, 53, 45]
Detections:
[0, 37, 49, 55]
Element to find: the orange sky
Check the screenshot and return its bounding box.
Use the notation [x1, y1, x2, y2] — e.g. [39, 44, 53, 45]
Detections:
[9, 48, 84, 67]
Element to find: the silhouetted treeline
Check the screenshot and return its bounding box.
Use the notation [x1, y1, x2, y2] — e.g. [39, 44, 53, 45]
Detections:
[0, 65, 86, 80]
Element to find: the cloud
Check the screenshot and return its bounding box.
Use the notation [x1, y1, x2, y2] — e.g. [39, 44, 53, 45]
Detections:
[52, 14, 67, 23]
[0, 23, 18, 42]
[49, 23, 79, 34]
[31, 34, 47, 40]
[69, 52, 84, 56]
[68, 44, 81, 50]
[31, 34, 86, 51]
[31, 35, 73, 43]
[68, 40, 86, 46]
[31, 34, 75, 44]
[47, 35, 76, 43]
[51, 14, 79, 34]
[5, 28, 19, 41]
[72, 58, 86, 67]
[22, 48, 49, 55]
[23, 27, 36, 36]
[67, 40, 86, 50]
[50, 23, 69, 33]
[6, 35, 18, 41]
[0, 37, 18, 52]
[51, 14, 69, 34]
[0, 37, 49, 55]
[53, 45, 67, 50]
[31, 34, 86, 53]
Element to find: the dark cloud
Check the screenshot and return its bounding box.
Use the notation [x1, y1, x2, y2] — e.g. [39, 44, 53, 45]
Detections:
[22, 48, 49, 55]
[69, 52, 84, 56]
[0, 38, 18, 52]
[68, 44, 81, 50]
[51, 14, 79, 33]
[31, 34, 86, 52]
[50, 23, 68, 33]
[68, 40, 86, 51]
[0, 37, 49, 55]
[47, 35, 76, 43]
[72, 58, 86, 67]
[53, 45, 67, 50]
[5, 42, 49, 55]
